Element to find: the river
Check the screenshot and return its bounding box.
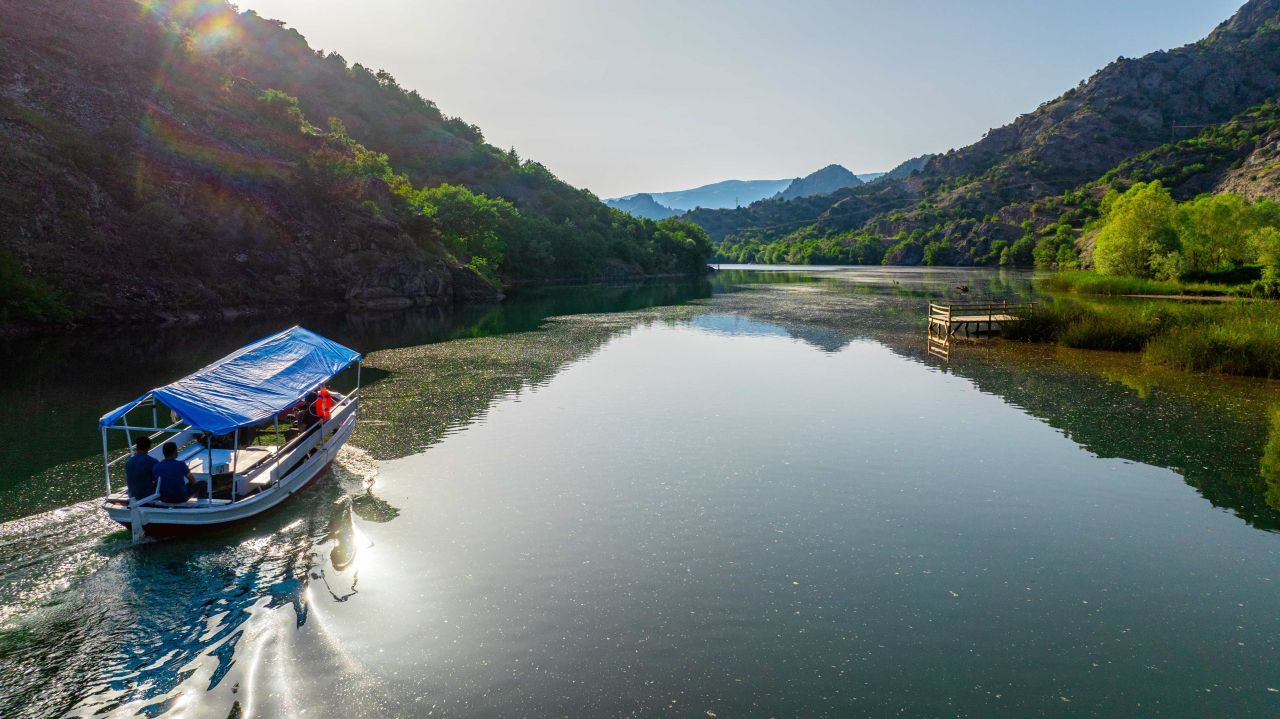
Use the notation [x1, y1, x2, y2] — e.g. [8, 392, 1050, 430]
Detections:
[1, 267, 1277, 717]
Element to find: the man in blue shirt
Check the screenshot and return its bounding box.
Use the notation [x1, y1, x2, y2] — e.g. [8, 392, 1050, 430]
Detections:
[125, 436, 159, 500]
[154, 441, 207, 503]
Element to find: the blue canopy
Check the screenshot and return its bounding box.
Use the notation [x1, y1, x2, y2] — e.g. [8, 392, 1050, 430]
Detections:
[100, 326, 361, 435]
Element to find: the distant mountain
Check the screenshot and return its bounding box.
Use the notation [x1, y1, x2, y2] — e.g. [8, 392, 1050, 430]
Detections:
[775, 164, 863, 201]
[609, 165, 881, 214]
[603, 193, 682, 220]
[856, 172, 887, 183]
[639, 179, 794, 211]
[687, 0, 1280, 265]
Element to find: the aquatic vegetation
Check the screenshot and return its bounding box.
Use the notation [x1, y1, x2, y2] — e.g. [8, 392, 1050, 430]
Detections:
[1144, 307, 1280, 378]
[1038, 270, 1234, 297]
[1007, 298, 1280, 378]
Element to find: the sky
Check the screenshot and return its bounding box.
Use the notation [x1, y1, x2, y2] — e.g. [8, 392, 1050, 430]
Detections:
[237, 0, 1246, 198]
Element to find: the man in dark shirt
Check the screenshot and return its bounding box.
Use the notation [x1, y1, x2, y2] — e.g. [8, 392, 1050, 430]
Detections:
[124, 436, 159, 501]
[154, 441, 207, 503]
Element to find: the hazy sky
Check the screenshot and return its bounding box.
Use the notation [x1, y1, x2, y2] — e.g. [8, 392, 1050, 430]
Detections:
[238, 0, 1245, 197]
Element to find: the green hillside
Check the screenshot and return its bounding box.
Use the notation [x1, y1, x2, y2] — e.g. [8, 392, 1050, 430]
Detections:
[0, 0, 711, 325]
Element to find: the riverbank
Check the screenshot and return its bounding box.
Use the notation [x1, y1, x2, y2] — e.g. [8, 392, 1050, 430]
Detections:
[1005, 297, 1280, 378]
[0, 265, 715, 339]
[1039, 270, 1278, 299]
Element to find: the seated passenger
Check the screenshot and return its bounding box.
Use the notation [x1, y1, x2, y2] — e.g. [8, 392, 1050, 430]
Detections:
[125, 436, 159, 501]
[296, 392, 321, 431]
[153, 441, 208, 503]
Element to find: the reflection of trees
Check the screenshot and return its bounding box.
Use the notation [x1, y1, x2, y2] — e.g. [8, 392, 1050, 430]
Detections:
[1, 280, 709, 519]
[925, 344, 1280, 531]
[355, 309, 696, 461]
[706, 280, 1280, 531]
[1261, 410, 1280, 512]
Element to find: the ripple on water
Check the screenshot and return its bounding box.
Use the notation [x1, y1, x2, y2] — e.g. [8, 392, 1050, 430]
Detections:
[0, 448, 378, 718]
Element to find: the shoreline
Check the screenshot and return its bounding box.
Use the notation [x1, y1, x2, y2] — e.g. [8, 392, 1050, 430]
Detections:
[0, 268, 715, 339]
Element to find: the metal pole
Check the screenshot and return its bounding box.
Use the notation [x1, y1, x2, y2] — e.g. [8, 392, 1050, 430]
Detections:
[274, 415, 281, 484]
[231, 430, 239, 501]
[101, 428, 112, 498]
[207, 441, 213, 502]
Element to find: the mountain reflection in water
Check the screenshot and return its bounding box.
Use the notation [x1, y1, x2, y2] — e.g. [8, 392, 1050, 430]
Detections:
[1, 267, 1278, 718]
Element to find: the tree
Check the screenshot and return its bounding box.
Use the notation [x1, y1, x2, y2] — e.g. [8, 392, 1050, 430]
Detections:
[1173, 193, 1257, 274]
[411, 184, 515, 280]
[1002, 236, 1035, 266]
[922, 239, 952, 265]
[1093, 181, 1178, 278]
[1253, 226, 1280, 282]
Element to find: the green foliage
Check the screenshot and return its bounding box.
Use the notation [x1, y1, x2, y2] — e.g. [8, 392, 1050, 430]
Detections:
[257, 89, 312, 132]
[922, 239, 952, 265]
[1173, 193, 1260, 272]
[1144, 304, 1280, 378]
[407, 183, 513, 274]
[1008, 297, 1280, 379]
[1254, 226, 1280, 282]
[1000, 236, 1035, 267]
[1090, 182, 1280, 282]
[980, 240, 1008, 266]
[882, 237, 922, 266]
[1038, 270, 1233, 296]
[714, 234, 884, 266]
[1093, 182, 1179, 277]
[1058, 313, 1158, 352]
[1033, 227, 1079, 269]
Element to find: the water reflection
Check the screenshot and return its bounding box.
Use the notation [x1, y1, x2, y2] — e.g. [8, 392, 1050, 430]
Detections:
[1261, 409, 1280, 512]
[0, 279, 712, 522]
[1, 267, 1279, 718]
[697, 274, 1280, 530]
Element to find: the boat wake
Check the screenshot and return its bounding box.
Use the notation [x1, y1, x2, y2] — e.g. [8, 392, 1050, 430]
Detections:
[0, 447, 386, 718]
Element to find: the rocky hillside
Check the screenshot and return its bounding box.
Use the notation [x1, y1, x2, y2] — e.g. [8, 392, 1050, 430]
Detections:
[0, 0, 711, 325]
[775, 164, 862, 201]
[691, 0, 1280, 264]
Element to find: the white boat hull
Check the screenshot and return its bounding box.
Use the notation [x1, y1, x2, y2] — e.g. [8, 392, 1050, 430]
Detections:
[103, 408, 357, 537]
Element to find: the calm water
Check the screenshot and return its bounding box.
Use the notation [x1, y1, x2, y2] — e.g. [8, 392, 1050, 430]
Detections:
[2, 267, 1278, 717]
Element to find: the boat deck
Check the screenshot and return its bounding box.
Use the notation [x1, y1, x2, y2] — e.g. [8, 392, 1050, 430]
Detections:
[106, 443, 283, 508]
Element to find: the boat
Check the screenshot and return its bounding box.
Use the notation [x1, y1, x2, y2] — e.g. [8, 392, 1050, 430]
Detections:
[98, 326, 362, 540]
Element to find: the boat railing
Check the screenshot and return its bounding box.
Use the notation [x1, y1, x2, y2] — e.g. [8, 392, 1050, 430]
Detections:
[266, 389, 360, 486]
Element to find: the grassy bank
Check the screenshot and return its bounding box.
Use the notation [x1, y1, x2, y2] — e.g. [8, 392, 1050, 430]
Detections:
[1037, 271, 1237, 297]
[1005, 299, 1280, 378]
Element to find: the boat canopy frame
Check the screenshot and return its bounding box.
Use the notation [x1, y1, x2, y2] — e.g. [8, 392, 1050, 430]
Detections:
[98, 326, 362, 504]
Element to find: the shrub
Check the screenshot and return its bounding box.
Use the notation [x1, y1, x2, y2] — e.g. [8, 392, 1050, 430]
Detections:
[1143, 305, 1280, 378]
[1058, 313, 1158, 351]
[1002, 301, 1088, 342]
[1038, 270, 1229, 296]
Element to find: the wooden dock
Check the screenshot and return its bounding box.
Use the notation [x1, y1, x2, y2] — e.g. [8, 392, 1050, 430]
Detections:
[928, 300, 1034, 339]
